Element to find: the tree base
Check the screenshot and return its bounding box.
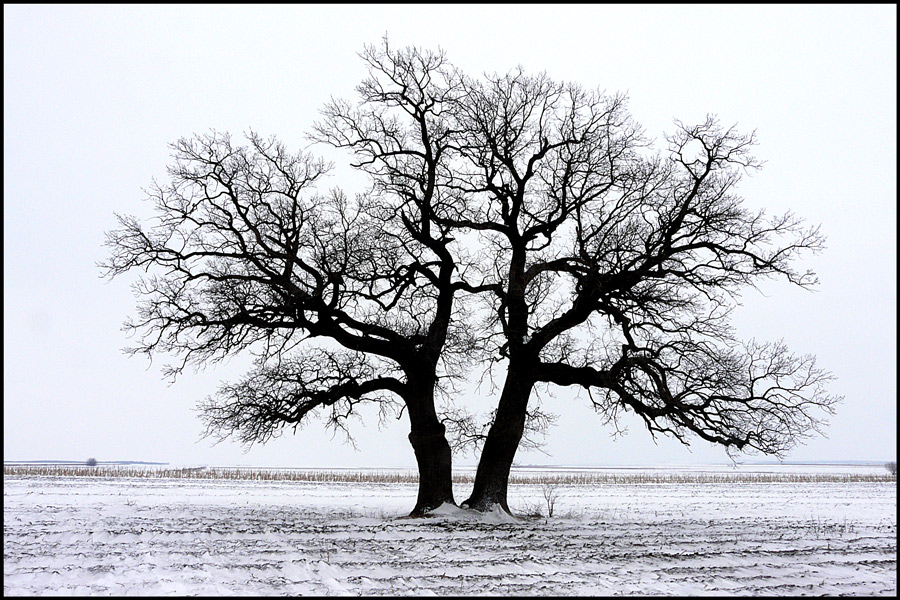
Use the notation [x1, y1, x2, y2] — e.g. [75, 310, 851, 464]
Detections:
[460, 497, 512, 516]
[407, 500, 457, 518]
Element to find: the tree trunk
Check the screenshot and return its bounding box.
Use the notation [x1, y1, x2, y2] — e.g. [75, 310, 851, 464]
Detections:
[405, 381, 456, 516]
[407, 420, 455, 516]
[463, 364, 534, 514]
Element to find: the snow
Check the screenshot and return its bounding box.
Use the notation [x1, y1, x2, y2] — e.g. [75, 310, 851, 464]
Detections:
[3, 465, 896, 595]
[429, 501, 519, 523]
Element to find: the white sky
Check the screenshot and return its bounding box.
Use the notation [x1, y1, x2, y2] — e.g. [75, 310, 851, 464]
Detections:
[4, 4, 896, 467]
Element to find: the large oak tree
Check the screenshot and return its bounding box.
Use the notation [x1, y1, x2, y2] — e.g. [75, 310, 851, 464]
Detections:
[105, 40, 839, 517]
[438, 70, 840, 512]
[103, 44, 475, 515]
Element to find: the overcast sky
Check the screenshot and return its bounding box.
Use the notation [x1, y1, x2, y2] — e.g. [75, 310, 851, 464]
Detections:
[4, 4, 896, 468]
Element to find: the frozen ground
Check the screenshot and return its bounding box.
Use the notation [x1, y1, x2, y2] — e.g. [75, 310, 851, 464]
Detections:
[4, 466, 896, 596]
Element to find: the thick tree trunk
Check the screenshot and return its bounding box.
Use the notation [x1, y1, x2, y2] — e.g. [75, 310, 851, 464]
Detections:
[463, 365, 534, 514]
[405, 379, 456, 516]
[407, 419, 455, 516]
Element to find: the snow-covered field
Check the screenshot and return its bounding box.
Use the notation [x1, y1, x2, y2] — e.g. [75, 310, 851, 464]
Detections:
[4, 465, 896, 596]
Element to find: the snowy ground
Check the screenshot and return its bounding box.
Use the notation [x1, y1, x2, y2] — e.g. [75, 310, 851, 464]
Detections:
[4, 466, 896, 596]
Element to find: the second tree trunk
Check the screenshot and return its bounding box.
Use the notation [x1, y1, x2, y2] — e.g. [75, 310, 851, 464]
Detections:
[463, 369, 534, 514]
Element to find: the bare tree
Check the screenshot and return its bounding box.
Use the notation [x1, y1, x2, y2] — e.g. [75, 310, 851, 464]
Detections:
[541, 482, 560, 518]
[436, 69, 841, 513]
[102, 116, 472, 514]
[102, 40, 840, 518]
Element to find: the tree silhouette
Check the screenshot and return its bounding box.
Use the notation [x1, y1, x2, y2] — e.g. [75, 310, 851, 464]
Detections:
[104, 39, 840, 517]
[102, 114, 473, 514]
[434, 70, 840, 512]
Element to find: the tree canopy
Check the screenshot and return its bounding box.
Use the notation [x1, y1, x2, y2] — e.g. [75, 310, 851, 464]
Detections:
[104, 39, 840, 516]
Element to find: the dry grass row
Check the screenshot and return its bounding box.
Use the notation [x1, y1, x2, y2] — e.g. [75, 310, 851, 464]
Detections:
[3, 465, 895, 485]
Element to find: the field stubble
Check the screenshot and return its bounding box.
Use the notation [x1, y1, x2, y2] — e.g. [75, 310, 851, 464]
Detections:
[4, 464, 894, 485]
